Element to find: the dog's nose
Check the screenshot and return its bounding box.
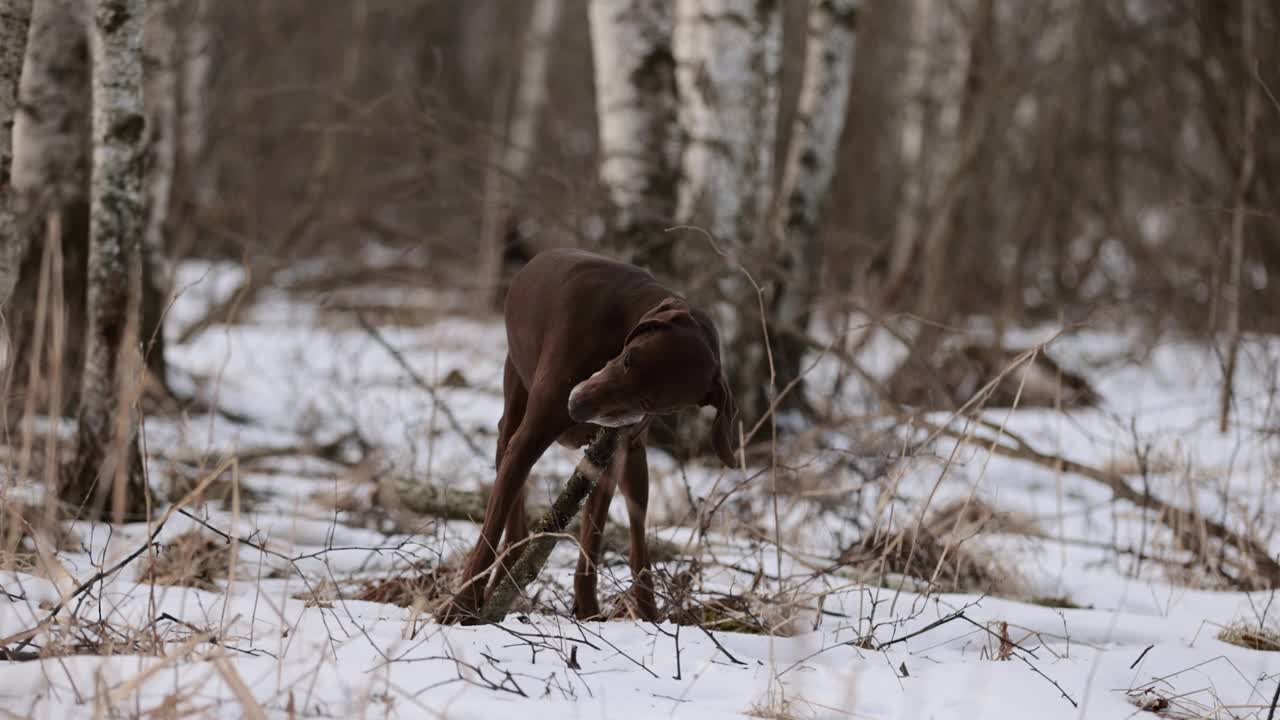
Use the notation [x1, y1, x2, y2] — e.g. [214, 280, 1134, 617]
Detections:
[567, 382, 591, 422]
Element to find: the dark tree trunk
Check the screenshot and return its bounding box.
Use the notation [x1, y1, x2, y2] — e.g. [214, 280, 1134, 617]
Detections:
[7, 202, 90, 419]
[140, 241, 167, 384]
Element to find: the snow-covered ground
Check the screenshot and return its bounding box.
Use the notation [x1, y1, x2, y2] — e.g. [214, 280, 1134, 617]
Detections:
[2, 260, 1280, 719]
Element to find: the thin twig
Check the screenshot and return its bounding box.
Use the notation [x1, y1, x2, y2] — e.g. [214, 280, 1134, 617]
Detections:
[355, 313, 485, 459]
[873, 607, 969, 651]
[2, 458, 233, 653]
[914, 415, 1280, 586]
[696, 624, 747, 666]
[1015, 653, 1077, 708]
[1268, 673, 1280, 720]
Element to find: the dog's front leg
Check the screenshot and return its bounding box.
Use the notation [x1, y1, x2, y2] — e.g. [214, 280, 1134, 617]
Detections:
[438, 391, 566, 625]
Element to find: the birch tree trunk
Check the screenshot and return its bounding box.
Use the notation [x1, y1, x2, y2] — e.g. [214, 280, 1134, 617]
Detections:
[588, 0, 680, 276]
[478, 0, 562, 308]
[8, 0, 91, 418]
[674, 0, 781, 428]
[178, 0, 209, 169]
[12, 0, 89, 213]
[142, 0, 175, 385]
[170, 0, 211, 261]
[886, 0, 992, 388]
[881, 0, 931, 305]
[1218, 0, 1257, 433]
[502, 0, 560, 192]
[0, 0, 32, 308]
[68, 0, 147, 521]
[769, 0, 857, 419]
[916, 0, 993, 336]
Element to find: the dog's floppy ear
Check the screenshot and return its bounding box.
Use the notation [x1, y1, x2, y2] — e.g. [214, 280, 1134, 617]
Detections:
[685, 306, 739, 467]
[703, 372, 739, 468]
[624, 297, 692, 346]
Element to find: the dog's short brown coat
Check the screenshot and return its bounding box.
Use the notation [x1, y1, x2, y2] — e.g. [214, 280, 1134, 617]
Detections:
[438, 249, 738, 624]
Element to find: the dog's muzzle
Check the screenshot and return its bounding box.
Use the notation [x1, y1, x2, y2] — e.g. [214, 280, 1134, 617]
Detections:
[568, 374, 644, 427]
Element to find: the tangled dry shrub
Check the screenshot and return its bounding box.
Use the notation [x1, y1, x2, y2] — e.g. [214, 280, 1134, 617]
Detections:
[1, 500, 79, 570]
[842, 498, 1036, 596]
[139, 530, 230, 591]
[659, 561, 777, 635]
[886, 339, 1100, 411]
[355, 560, 463, 610]
[927, 497, 1040, 539]
[166, 469, 265, 510]
[667, 591, 770, 634]
[1216, 621, 1280, 651]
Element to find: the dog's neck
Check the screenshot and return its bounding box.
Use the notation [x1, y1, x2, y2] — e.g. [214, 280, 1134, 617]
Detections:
[622, 286, 684, 332]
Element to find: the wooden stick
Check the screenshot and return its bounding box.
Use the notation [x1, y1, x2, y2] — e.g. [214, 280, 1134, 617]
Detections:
[479, 427, 619, 623]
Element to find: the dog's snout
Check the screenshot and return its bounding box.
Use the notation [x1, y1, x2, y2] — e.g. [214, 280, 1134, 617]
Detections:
[567, 372, 644, 427]
[567, 380, 591, 422]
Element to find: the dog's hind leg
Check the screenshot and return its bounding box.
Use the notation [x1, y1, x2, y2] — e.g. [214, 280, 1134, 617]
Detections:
[573, 457, 618, 620]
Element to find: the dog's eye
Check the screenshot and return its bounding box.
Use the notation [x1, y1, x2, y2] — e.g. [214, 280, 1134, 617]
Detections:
[638, 398, 653, 412]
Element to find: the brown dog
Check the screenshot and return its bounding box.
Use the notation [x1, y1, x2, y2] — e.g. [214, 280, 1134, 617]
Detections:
[438, 249, 738, 624]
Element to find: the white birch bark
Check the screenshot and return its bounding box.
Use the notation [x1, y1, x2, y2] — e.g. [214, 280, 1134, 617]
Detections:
[179, 0, 211, 181]
[478, 0, 562, 304]
[461, 0, 500, 104]
[141, 0, 174, 379]
[588, 0, 680, 269]
[769, 0, 857, 415]
[673, 0, 780, 258]
[503, 0, 560, 186]
[144, 0, 175, 259]
[71, 0, 146, 517]
[772, 0, 857, 321]
[917, 0, 992, 325]
[885, 0, 930, 288]
[674, 0, 780, 423]
[0, 0, 32, 307]
[11, 0, 89, 209]
[1218, 0, 1258, 432]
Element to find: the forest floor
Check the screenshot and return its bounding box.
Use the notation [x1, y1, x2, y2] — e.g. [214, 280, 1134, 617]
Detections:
[2, 258, 1280, 719]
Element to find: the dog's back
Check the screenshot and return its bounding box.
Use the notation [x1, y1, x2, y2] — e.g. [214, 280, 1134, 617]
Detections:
[504, 249, 671, 386]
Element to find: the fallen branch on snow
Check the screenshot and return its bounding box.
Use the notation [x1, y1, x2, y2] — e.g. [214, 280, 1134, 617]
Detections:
[915, 415, 1280, 589]
[479, 427, 619, 623]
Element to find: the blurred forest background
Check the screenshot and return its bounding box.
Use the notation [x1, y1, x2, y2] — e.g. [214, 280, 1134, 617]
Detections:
[3, 0, 1279, 514]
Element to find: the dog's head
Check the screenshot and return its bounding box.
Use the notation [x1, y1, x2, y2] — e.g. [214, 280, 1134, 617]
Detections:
[567, 298, 740, 467]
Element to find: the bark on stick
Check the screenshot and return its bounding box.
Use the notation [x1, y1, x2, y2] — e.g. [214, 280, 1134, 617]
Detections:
[479, 426, 620, 623]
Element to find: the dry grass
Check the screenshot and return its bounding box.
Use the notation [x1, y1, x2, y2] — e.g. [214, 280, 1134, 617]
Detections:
[840, 498, 1034, 596]
[926, 497, 1040, 539]
[744, 702, 803, 720]
[1, 500, 79, 571]
[842, 525, 1011, 594]
[745, 681, 805, 720]
[139, 530, 231, 592]
[166, 468, 265, 510]
[354, 561, 462, 610]
[1216, 621, 1280, 651]
[667, 592, 771, 635]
